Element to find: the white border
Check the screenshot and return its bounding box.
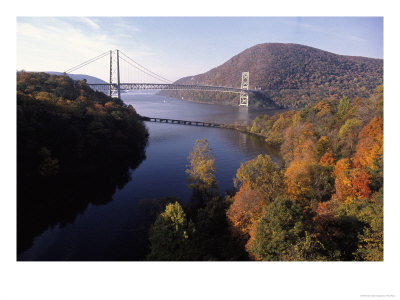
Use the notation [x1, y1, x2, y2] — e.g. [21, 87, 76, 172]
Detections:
[2, 1, 399, 299]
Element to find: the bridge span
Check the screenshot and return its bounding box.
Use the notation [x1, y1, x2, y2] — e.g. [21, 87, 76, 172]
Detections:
[140, 116, 225, 128]
[88, 83, 254, 94]
[65, 50, 251, 106]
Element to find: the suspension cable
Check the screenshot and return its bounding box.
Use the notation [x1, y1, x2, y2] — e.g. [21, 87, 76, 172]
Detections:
[65, 51, 109, 74]
[119, 51, 172, 83]
[119, 56, 171, 84]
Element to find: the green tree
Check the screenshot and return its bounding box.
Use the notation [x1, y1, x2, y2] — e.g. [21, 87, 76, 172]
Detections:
[337, 96, 352, 119]
[194, 195, 248, 260]
[348, 195, 383, 261]
[147, 202, 196, 261]
[338, 117, 363, 155]
[249, 198, 314, 261]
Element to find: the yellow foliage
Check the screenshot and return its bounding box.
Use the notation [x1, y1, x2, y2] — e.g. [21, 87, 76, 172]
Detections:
[285, 160, 313, 201]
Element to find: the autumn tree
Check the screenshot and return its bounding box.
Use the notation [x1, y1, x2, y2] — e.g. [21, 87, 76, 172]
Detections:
[226, 182, 267, 246]
[338, 117, 363, 156]
[234, 154, 282, 201]
[284, 135, 317, 203]
[332, 158, 354, 204]
[281, 122, 315, 165]
[316, 136, 331, 160]
[186, 139, 218, 206]
[337, 96, 352, 119]
[352, 117, 383, 170]
[147, 202, 196, 260]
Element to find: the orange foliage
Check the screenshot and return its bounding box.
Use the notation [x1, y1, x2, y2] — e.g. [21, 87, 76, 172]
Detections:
[284, 131, 317, 201]
[332, 158, 371, 204]
[319, 151, 335, 167]
[227, 183, 267, 241]
[313, 100, 332, 118]
[104, 101, 116, 109]
[352, 117, 383, 169]
[350, 169, 371, 200]
[332, 159, 353, 204]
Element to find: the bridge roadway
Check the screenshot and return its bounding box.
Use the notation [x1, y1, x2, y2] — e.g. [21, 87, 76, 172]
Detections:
[140, 116, 224, 128]
[88, 83, 255, 94]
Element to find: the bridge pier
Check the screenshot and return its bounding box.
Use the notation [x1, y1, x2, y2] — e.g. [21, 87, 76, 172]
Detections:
[239, 72, 249, 107]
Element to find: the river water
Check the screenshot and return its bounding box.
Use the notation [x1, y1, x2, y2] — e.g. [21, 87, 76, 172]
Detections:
[18, 93, 282, 261]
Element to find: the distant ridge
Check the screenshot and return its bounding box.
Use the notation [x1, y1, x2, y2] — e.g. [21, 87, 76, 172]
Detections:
[165, 43, 383, 108]
[42, 72, 109, 94]
[45, 72, 107, 84]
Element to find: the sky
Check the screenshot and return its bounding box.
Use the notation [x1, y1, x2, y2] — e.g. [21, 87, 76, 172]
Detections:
[16, 17, 383, 82]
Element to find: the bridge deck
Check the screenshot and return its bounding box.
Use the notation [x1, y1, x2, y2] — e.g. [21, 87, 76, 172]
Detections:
[140, 116, 224, 128]
[88, 83, 255, 94]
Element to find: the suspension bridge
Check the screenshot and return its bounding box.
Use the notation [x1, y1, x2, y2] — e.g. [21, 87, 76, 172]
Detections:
[65, 49, 252, 107]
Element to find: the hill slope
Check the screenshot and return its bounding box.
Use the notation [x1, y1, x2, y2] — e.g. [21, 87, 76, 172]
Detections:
[165, 43, 383, 108]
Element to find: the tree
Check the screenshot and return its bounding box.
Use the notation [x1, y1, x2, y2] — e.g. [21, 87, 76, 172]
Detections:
[194, 195, 248, 260]
[147, 202, 196, 260]
[337, 96, 352, 119]
[316, 136, 330, 160]
[249, 198, 313, 261]
[186, 139, 218, 207]
[313, 200, 364, 260]
[352, 196, 383, 261]
[338, 118, 362, 156]
[284, 137, 317, 202]
[352, 117, 383, 170]
[234, 154, 282, 201]
[226, 182, 267, 244]
[186, 139, 217, 190]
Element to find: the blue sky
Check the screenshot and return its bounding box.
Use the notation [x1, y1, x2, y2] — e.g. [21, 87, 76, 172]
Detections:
[17, 17, 383, 82]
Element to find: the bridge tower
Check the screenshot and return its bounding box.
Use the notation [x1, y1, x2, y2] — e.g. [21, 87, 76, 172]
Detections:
[239, 72, 249, 107]
[109, 50, 121, 99]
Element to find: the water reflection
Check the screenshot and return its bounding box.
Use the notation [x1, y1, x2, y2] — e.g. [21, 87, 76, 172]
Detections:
[18, 93, 284, 261]
[17, 147, 146, 257]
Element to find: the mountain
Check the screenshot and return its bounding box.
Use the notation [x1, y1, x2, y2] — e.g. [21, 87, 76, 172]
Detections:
[45, 72, 108, 84]
[44, 72, 109, 94]
[164, 43, 383, 108]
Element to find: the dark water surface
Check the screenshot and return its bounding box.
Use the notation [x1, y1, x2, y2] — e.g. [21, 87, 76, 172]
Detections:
[18, 93, 282, 260]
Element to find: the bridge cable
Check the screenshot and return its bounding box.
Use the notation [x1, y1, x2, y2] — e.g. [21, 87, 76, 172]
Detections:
[119, 51, 171, 83]
[119, 51, 173, 83]
[64, 51, 109, 74]
[119, 56, 172, 84]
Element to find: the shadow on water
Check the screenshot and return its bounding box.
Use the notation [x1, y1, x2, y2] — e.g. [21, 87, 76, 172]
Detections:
[17, 148, 146, 258]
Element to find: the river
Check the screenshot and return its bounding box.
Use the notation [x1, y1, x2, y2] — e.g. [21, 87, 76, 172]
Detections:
[18, 93, 283, 260]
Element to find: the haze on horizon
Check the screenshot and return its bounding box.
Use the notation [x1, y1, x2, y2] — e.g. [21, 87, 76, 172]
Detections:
[17, 17, 383, 82]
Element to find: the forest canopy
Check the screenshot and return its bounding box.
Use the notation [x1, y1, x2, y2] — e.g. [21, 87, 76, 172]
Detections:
[149, 86, 383, 261]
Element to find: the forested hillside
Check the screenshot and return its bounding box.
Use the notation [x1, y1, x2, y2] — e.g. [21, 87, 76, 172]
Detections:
[148, 86, 383, 261]
[17, 72, 148, 253]
[163, 43, 383, 108]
